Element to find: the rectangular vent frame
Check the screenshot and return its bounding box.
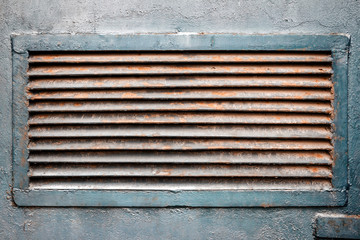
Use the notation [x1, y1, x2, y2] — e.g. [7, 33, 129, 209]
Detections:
[12, 34, 349, 207]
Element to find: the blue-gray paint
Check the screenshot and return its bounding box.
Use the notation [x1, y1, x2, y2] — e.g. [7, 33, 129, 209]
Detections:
[315, 215, 360, 239]
[1, 0, 360, 239]
[13, 190, 347, 207]
[12, 34, 349, 207]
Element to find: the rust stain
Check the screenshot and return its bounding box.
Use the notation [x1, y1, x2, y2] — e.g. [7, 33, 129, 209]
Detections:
[260, 203, 272, 208]
[159, 169, 173, 176]
[94, 82, 104, 86]
[314, 153, 326, 159]
[42, 69, 55, 73]
[309, 167, 320, 173]
[197, 102, 225, 110]
[74, 93, 89, 98]
[211, 91, 236, 97]
[121, 92, 141, 98]
[40, 56, 56, 61]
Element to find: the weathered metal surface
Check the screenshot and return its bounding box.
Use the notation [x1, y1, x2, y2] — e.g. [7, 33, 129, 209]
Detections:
[29, 178, 333, 190]
[29, 138, 332, 150]
[25, 49, 335, 193]
[28, 88, 333, 100]
[29, 51, 333, 63]
[28, 164, 332, 177]
[28, 63, 332, 76]
[27, 150, 332, 164]
[315, 215, 360, 239]
[28, 76, 333, 89]
[0, 0, 357, 237]
[28, 125, 332, 139]
[29, 112, 331, 124]
[11, 34, 349, 209]
[28, 100, 332, 113]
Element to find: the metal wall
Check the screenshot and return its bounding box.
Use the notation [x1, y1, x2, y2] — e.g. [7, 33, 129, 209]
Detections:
[1, 0, 359, 239]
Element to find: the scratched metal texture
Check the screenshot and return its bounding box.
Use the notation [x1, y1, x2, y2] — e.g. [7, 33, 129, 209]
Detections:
[26, 50, 335, 191]
[1, 0, 360, 239]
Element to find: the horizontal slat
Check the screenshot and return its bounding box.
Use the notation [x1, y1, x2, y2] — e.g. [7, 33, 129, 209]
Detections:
[28, 88, 333, 100]
[28, 150, 332, 165]
[28, 100, 332, 113]
[28, 138, 332, 150]
[28, 64, 333, 76]
[29, 52, 332, 63]
[29, 125, 331, 139]
[29, 178, 332, 190]
[28, 164, 332, 178]
[28, 76, 333, 90]
[29, 112, 331, 125]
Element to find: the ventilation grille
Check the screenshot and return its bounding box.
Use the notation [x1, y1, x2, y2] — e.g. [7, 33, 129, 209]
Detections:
[26, 51, 334, 190]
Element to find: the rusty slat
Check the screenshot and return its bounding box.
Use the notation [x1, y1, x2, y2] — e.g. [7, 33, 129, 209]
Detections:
[29, 178, 332, 190]
[29, 112, 331, 125]
[28, 150, 332, 164]
[28, 88, 333, 100]
[29, 52, 332, 63]
[28, 76, 332, 90]
[28, 138, 332, 151]
[28, 163, 332, 178]
[28, 64, 333, 76]
[29, 100, 332, 113]
[29, 125, 331, 139]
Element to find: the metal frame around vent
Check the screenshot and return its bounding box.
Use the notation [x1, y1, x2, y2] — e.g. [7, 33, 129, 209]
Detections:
[12, 34, 349, 207]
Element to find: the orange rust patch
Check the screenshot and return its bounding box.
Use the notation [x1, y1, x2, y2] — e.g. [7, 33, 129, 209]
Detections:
[309, 167, 320, 173]
[261, 203, 272, 208]
[314, 153, 326, 159]
[162, 145, 172, 150]
[44, 56, 58, 60]
[211, 56, 223, 61]
[94, 82, 104, 86]
[159, 169, 173, 176]
[211, 91, 236, 97]
[76, 67, 90, 71]
[21, 157, 26, 167]
[121, 92, 141, 98]
[197, 102, 225, 110]
[74, 93, 89, 98]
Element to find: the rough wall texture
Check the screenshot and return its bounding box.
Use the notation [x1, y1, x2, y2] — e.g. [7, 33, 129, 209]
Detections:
[0, 0, 359, 239]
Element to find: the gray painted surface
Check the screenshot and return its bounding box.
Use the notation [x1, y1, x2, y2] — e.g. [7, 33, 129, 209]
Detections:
[0, 0, 359, 239]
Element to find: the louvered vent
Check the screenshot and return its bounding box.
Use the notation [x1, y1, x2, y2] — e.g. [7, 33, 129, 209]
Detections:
[26, 51, 334, 190]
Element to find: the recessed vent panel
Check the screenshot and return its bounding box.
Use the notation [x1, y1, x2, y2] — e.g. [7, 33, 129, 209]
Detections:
[26, 51, 334, 190]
